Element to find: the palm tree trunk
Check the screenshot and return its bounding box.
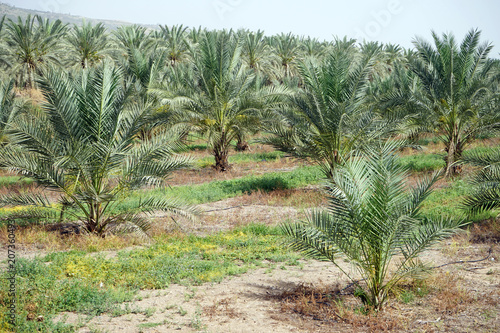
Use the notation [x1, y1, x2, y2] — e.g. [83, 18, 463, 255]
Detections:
[445, 129, 462, 177]
[213, 135, 230, 171]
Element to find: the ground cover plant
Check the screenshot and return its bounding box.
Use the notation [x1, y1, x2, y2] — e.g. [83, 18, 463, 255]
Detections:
[0, 224, 301, 332]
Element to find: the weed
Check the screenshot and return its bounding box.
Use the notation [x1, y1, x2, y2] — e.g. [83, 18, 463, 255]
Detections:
[144, 307, 156, 318]
[190, 306, 205, 331]
[178, 306, 187, 316]
[137, 321, 166, 329]
[184, 287, 197, 302]
[399, 291, 415, 304]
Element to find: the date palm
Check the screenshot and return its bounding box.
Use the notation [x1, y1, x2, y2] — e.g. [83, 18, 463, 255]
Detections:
[239, 29, 276, 78]
[411, 29, 499, 176]
[66, 21, 109, 68]
[268, 32, 300, 78]
[163, 30, 281, 171]
[0, 63, 193, 236]
[264, 43, 383, 176]
[0, 15, 9, 72]
[113, 25, 153, 54]
[158, 24, 189, 67]
[368, 62, 427, 139]
[0, 79, 17, 144]
[4, 15, 67, 88]
[282, 142, 467, 310]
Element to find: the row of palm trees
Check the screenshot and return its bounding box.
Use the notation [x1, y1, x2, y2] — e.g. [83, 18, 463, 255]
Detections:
[2, 15, 498, 176]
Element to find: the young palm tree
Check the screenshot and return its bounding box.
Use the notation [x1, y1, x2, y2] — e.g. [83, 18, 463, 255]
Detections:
[4, 15, 67, 88]
[66, 21, 110, 68]
[461, 148, 500, 215]
[264, 43, 383, 176]
[163, 30, 281, 171]
[411, 29, 499, 176]
[0, 63, 193, 236]
[282, 142, 467, 310]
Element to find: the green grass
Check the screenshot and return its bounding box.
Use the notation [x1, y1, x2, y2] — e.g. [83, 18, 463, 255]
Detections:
[0, 224, 301, 332]
[118, 165, 324, 211]
[398, 153, 445, 172]
[416, 136, 444, 146]
[0, 175, 33, 187]
[420, 178, 496, 221]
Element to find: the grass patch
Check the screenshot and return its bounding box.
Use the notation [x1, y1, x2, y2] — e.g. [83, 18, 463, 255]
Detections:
[398, 153, 445, 172]
[419, 179, 495, 221]
[0, 224, 300, 332]
[118, 165, 324, 210]
[0, 175, 33, 187]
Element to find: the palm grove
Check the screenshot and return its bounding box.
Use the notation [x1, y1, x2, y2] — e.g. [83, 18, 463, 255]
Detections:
[1, 15, 499, 310]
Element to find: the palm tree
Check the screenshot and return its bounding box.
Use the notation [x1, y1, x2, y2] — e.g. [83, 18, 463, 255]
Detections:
[268, 32, 300, 79]
[264, 43, 383, 176]
[411, 29, 500, 176]
[163, 30, 280, 171]
[461, 148, 500, 215]
[298, 36, 328, 60]
[4, 15, 67, 88]
[282, 142, 467, 310]
[0, 63, 193, 236]
[239, 29, 275, 76]
[113, 25, 153, 54]
[0, 15, 9, 72]
[66, 21, 110, 68]
[368, 61, 427, 140]
[158, 24, 189, 67]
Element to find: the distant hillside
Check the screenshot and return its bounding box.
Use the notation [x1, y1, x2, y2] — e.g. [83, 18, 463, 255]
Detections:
[0, 2, 158, 30]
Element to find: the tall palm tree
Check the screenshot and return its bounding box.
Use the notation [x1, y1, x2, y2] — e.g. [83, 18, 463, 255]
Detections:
[4, 15, 67, 88]
[264, 43, 383, 176]
[282, 142, 467, 310]
[411, 29, 499, 176]
[163, 30, 280, 171]
[66, 21, 110, 68]
[0, 63, 193, 236]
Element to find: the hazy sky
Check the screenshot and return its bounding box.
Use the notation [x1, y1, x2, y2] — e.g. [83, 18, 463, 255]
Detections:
[4, 0, 500, 54]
